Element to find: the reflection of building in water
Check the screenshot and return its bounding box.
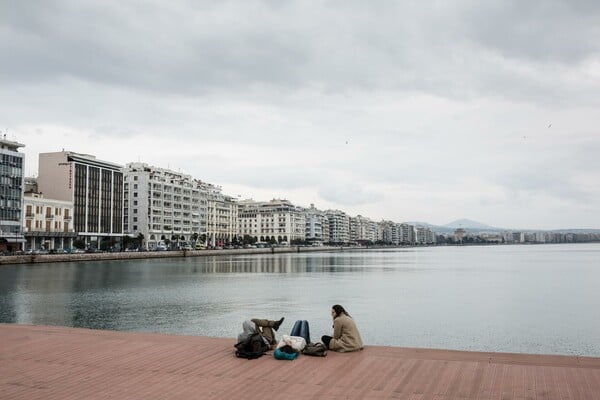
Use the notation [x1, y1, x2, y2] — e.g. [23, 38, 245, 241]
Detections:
[12, 265, 77, 325]
[238, 199, 305, 244]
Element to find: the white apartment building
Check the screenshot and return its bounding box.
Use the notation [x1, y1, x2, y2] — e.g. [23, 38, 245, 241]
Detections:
[238, 199, 305, 244]
[414, 225, 436, 244]
[304, 204, 329, 244]
[0, 137, 26, 253]
[23, 192, 75, 251]
[38, 151, 124, 249]
[122, 163, 208, 250]
[399, 223, 415, 244]
[206, 184, 238, 246]
[349, 215, 377, 243]
[325, 209, 350, 244]
[379, 220, 396, 244]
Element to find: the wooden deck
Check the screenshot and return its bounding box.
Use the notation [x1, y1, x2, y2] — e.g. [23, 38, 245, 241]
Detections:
[1, 324, 599, 399]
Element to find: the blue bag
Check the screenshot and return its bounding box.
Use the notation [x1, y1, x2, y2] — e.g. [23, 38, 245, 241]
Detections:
[274, 347, 299, 360]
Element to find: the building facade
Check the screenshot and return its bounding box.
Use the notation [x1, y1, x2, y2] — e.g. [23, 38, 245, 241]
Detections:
[38, 151, 124, 249]
[0, 137, 26, 253]
[325, 209, 350, 244]
[238, 199, 305, 244]
[122, 163, 209, 250]
[206, 184, 238, 247]
[304, 204, 329, 244]
[23, 192, 76, 251]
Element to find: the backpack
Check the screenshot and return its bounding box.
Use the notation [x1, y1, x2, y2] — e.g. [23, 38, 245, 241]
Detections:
[234, 332, 270, 359]
[302, 342, 327, 357]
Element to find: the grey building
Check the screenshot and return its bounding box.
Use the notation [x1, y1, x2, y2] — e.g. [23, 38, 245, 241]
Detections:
[0, 137, 26, 253]
[38, 151, 124, 249]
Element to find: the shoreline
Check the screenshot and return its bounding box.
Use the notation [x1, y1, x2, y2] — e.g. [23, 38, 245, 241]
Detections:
[2, 241, 594, 266]
[0, 245, 350, 265]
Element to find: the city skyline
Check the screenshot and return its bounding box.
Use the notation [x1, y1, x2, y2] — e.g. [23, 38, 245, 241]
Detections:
[2, 2, 599, 230]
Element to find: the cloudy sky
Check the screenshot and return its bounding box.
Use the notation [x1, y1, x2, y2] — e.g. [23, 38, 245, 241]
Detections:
[2, 1, 599, 230]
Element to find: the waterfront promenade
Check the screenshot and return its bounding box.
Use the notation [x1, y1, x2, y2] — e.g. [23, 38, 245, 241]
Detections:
[0, 246, 346, 266]
[1, 324, 599, 399]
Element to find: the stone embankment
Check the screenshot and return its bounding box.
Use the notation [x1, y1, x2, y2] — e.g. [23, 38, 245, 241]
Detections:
[0, 246, 348, 265]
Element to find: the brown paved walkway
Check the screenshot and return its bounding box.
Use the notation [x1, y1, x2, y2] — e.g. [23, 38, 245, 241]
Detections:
[1, 324, 599, 399]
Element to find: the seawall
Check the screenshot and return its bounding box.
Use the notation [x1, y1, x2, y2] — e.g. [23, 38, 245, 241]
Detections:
[0, 245, 354, 266]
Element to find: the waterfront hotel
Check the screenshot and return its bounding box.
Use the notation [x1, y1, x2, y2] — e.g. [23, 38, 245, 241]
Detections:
[38, 151, 124, 249]
[0, 136, 26, 253]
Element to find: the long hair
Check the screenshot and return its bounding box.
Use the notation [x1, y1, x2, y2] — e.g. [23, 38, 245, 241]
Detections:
[332, 304, 350, 318]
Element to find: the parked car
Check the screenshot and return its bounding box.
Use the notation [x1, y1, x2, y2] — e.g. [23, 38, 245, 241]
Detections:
[194, 243, 206, 250]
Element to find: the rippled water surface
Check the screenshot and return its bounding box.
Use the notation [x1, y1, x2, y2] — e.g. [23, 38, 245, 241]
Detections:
[1, 243, 599, 356]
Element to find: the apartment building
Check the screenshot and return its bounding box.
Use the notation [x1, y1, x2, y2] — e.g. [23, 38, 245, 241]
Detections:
[238, 199, 305, 244]
[349, 215, 377, 243]
[206, 184, 238, 246]
[122, 163, 209, 250]
[0, 137, 26, 253]
[38, 151, 123, 249]
[23, 192, 75, 251]
[325, 209, 350, 244]
[414, 225, 436, 244]
[304, 204, 329, 244]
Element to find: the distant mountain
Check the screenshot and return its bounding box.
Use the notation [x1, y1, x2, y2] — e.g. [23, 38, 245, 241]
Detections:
[443, 218, 498, 230]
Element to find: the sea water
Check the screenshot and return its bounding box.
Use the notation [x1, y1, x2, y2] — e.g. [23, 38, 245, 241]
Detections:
[1, 243, 598, 356]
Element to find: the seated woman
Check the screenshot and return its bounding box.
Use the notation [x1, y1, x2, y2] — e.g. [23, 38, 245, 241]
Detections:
[321, 304, 363, 352]
[238, 317, 284, 349]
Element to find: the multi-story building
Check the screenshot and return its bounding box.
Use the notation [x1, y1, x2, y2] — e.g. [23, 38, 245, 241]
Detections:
[399, 223, 415, 244]
[378, 220, 396, 244]
[0, 137, 26, 253]
[23, 191, 75, 251]
[122, 163, 208, 250]
[349, 215, 377, 244]
[206, 184, 238, 246]
[238, 199, 305, 244]
[38, 151, 124, 250]
[414, 225, 436, 244]
[304, 204, 329, 244]
[325, 209, 350, 244]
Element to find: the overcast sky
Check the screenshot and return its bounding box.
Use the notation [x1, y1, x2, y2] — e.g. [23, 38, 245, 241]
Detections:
[2, 1, 599, 230]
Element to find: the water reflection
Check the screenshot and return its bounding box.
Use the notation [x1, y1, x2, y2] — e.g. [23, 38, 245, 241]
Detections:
[1, 244, 599, 356]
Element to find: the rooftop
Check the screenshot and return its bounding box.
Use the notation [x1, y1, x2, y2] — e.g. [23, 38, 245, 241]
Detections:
[1, 324, 599, 399]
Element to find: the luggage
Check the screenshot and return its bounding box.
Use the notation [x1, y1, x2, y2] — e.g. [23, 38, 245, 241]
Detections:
[302, 342, 327, 357]
[290, 320, 310, 343]
[234, 332, 270, 359]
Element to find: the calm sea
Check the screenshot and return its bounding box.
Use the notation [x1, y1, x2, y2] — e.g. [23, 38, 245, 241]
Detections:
[1, 243, 599, 356]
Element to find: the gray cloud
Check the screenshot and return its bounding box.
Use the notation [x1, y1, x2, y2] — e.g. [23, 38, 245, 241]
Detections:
[2, 1, 600, 228]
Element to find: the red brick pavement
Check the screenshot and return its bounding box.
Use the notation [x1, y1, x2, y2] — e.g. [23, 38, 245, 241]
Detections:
[1, 324, 599, 399]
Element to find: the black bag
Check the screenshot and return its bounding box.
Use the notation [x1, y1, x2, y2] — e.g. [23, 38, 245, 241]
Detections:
[234, 332, 270, 359]
[302, 342, 327, 357]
